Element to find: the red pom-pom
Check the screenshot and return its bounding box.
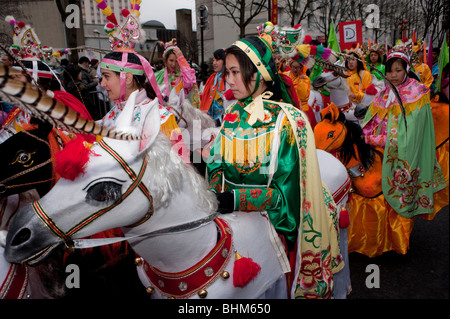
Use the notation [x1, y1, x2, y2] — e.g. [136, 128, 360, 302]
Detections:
[402, 37, 408, 43]
[223, 89, 235, 101]
[233, 252, 261, 287]
[294, 24, 302, 30]
[17, 21, 25, 28]
[365, 84, 378, 95]
[304, 35, 312, 44]
[55, 136, 93, 181]
[121, 9, 130, 17]
[339, 207, 350, 229]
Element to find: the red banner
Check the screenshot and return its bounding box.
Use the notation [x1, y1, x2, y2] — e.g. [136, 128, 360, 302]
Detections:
[271, 0, 278, 25]
[338, 20, 363, 51]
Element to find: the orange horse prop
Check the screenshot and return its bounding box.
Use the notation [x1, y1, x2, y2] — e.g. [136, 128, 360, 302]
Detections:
[314, 102, 448, 257]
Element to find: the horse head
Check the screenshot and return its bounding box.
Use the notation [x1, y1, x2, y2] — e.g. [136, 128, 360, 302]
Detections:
[314, 103, 347, 153]
[5, 89, 218, 267]
[0, 118, 54, 199]
[314, 103, 383, 197]
[4, 91, 160, 263]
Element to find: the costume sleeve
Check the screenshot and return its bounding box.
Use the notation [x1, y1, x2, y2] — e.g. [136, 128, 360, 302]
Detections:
[422, 64, 434, 89]
[353, 71, 373, 104]
[232, 117, 300, 241]
[177, 56, 196, 92]
[295, 76, 311, 107]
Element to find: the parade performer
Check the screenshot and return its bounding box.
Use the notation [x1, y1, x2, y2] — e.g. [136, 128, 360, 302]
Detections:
[206, 32, 343, 298]
[412, 41, 434, 89]
[95, 2, 189, 162]
[1, 16, 87, 139]
[267, 23, 319, 127]
[200, 48, 235, 125]
[345, 45, 373, 104]
[362, 45, 446, 218]
[364, 42, 386, 86]
[155, 39, 200, 109]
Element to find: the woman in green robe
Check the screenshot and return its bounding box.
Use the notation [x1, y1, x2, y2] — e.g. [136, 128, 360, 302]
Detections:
[362, 51, 446, 217]
[206, 35, 344, 299]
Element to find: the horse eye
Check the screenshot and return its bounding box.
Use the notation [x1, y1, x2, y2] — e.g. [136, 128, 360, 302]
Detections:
[85, 181, 122, 205]
[327, 131, 335, 139]
[11, 151, 35, 167]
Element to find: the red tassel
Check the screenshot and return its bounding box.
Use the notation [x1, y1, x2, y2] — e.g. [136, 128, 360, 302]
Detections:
[365, 84, 378, 95]
[223, 89, 235, 101]
[339, 207, 350, 229]
[55, 136, 94, 181]
[233, 251, 261, 287]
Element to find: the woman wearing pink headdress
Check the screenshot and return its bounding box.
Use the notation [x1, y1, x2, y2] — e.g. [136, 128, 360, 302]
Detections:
[155, 39, 201, 109]
[94, 3, 189, 163]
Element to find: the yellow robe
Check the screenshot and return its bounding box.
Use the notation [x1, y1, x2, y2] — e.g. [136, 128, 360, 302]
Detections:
[346, 69, 373, 104]
[413, 62, 434, 89]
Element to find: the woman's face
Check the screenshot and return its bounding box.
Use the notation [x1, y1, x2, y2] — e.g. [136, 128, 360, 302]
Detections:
[225, 54, 252, 100]
[386, 60, 407, 87]
[347, 58, 358, 71]
[100, 68, 121, 100]
[212, 57, 223, 73]
[291, 61, 302, 77]
[369, 52, 380, 63]
[165, 52, 178, 73]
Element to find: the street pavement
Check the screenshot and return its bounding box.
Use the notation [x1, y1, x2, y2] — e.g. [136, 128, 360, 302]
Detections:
[347, 205, 449, 299]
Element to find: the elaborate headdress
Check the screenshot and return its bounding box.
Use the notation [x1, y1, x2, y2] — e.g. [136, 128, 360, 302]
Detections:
[387, 37, 415, 72]
[162, 38, 178, 59]
[4, 16, 64, 88]
[363, 42, 386, 62]
[260, 22, 332, 68]
[344, 43, 364, 59]
[95, 0, 163, 104]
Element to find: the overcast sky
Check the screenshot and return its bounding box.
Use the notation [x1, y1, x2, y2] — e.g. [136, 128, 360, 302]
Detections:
[139, 0, 197, 30]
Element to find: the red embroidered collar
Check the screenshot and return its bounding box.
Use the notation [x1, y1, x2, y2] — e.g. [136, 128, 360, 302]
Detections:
[139, 218, 233, 298]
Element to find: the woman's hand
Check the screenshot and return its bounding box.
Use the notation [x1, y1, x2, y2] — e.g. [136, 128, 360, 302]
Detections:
[172, 47, 184, 59]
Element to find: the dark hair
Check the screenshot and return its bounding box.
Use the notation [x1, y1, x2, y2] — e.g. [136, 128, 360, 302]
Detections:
[225, 38, 283, 101]
[345, 53, 365, 77]
[60, 58, 69, 67]
[66, 63, 82, 80]
[102, 51, 156, 100]
[369, 51, 383, 64]
[78, 56, 90, 64]
[385, 57, 421, 82]
[213, 48, 225, 60]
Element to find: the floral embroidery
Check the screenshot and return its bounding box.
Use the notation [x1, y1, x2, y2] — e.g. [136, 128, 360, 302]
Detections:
[295, 248, 333, 299]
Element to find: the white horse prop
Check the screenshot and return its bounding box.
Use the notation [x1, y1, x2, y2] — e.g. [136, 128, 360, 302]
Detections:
[313, 69, 378, 125]
[4, 92, 351, 299]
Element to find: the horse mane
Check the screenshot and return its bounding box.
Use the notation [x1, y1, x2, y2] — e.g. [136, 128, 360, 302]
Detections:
[145, 133, 218, 212]
[323, 112, 377, 169]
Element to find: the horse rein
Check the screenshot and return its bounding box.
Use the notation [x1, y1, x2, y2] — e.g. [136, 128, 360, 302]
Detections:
[31, 138, 154, 249]
[0, 129, 53, 194]
[30, 138, 218, 251]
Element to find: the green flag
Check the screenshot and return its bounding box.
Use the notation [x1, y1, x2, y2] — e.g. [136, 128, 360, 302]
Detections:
[327, 20, 340, 53]
[436, 35, 449, 93]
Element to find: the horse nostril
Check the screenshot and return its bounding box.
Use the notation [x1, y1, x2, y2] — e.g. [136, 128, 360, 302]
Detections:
[11, 228, 31, 246]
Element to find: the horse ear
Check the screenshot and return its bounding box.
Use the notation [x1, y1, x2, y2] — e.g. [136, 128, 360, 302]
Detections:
[29, 117, 53, 137]
[320, 102, 340, 123]
[138, 100, 161, 154]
